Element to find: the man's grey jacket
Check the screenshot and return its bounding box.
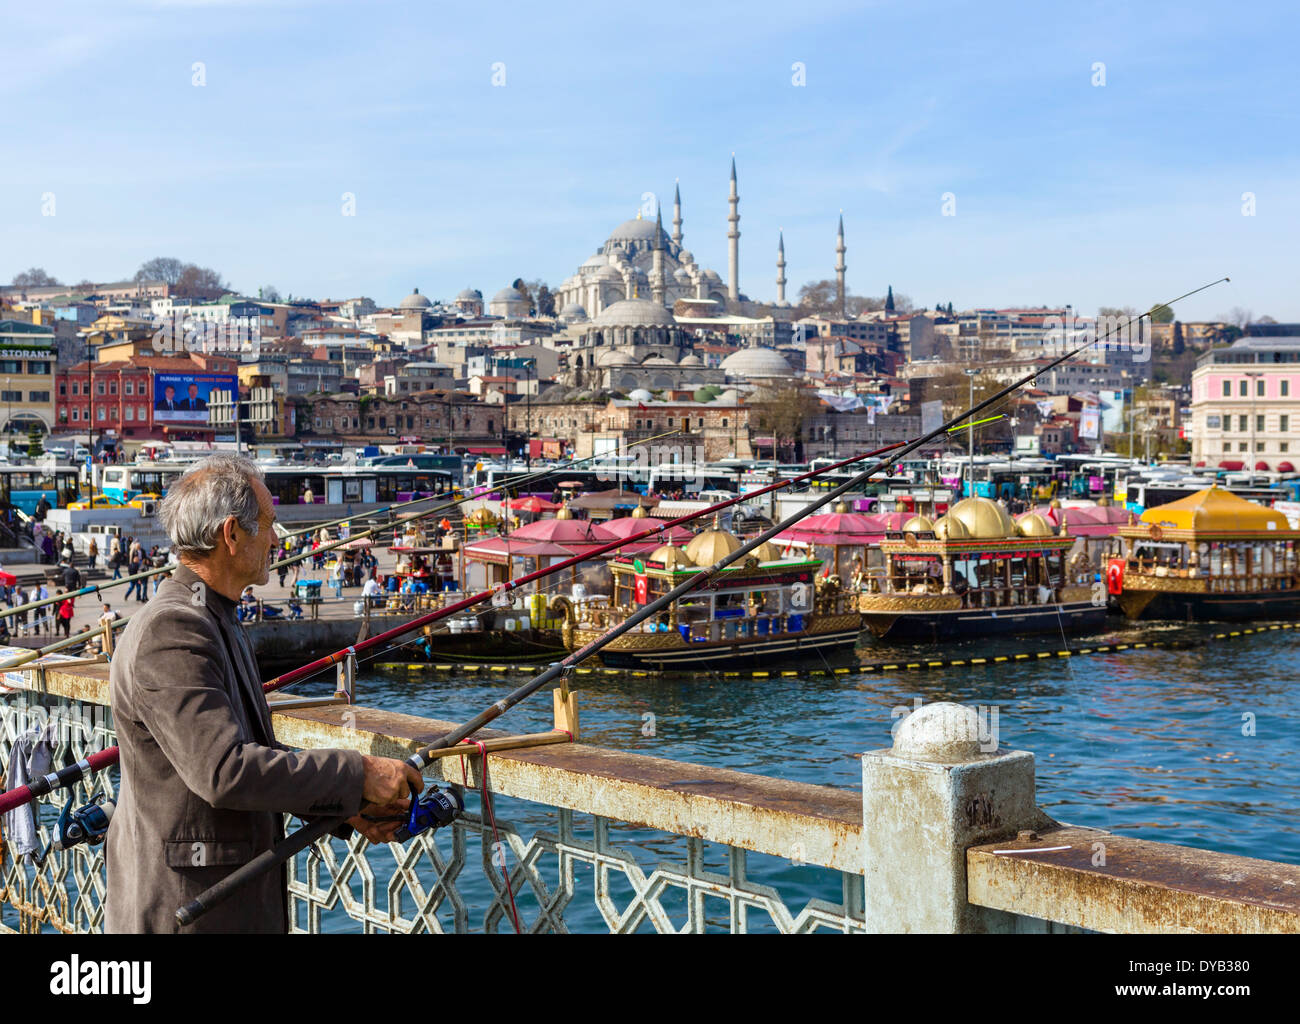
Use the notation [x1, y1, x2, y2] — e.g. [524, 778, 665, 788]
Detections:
[106, 564, 364, 933]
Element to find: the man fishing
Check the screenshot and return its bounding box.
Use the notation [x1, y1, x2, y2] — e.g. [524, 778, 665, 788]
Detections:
[106, 453, 423, 933]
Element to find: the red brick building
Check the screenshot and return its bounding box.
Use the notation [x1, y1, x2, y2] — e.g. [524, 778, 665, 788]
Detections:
[56, 353, 238, 448]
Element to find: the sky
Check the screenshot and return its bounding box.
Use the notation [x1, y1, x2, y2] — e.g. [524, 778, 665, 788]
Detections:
[2, 0, 1296, 321]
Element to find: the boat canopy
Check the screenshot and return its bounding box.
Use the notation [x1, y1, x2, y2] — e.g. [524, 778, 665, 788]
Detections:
[1123, 486, 1297, 540]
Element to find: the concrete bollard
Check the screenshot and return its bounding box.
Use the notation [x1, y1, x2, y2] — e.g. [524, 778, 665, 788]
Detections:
[862, 701, 1056, 933]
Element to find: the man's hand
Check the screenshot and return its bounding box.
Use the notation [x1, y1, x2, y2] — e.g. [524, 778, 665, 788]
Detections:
[348, 800, 413, 845]
[361, 755, 424, 805]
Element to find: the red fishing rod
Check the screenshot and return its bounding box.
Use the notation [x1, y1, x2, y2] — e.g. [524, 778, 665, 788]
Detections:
[0, 438, 910, 817]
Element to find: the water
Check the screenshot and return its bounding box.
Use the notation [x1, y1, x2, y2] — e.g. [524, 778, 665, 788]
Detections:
[294, 620, 1300, 931]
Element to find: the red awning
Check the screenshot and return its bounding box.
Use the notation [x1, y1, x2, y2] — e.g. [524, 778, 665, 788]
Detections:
[1256, 460, 1270, 471]
[467, 447, 508, 455]
[1278, 461, 1295, 473]
[1195, 460, 1206, 467]
[1218, 460, 1244, 470]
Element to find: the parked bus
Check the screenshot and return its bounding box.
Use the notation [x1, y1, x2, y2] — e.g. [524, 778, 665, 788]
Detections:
[0, 466, 83, 514]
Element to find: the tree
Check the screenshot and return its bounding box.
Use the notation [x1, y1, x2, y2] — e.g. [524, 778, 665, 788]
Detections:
[1098, 306, 1137, 319]
[173, 264, 227, 300]
[1222, 307, 1253, 330]
[535, 284, 555, 317]
[11, 268, 61, 288]
[1149, 304, 1174, 324]
[72, 279, 96, 292]
[1257, 315, 1277, 324]
[754, 382, 820, 461]
[135, 257, 185, 285]
[1172, 320, 1185, 355]
[26, 423, 43, 458]
[259, 285, 282, 302]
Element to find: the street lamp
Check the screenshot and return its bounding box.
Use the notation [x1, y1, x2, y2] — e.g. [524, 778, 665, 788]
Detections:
[963, 369, 979, 498]
[524, 358, 534, 469]
[4, 377, 10, 451]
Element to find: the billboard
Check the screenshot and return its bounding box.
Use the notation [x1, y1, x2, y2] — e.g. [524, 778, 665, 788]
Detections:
[153, 372, 237, 423]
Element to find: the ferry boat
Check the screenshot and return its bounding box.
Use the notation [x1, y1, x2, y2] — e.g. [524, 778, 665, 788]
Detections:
[551, 521, 862, 670]
[856, 496, 1106, 641]
[1108, 486, 1300, 621]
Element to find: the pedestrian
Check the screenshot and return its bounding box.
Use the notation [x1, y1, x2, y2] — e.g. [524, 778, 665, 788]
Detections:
[328, 558, 344, 600]
[38, 582, 50, 635]
[56, 590, 74, 638]
[105, 453, 418, 933]
[87, 537, 99, 571]
[110, 536, 124, 580]
[99, 602, 118, 627]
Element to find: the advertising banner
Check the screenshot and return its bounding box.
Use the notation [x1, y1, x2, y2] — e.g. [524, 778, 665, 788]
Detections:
[153, 372, 237, 423]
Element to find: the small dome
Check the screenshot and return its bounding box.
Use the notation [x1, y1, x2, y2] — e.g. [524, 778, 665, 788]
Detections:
[677, 353, 702, 366]
[630, 504, 649, 519]
[605, 217, 670, 247]
[595, 265, 623, 282]
[685, 522, 743, 566]
[399, 288, 432, 310]
[932, 514, 971, 541]
[642, 354, 677, 366]
[492, 286, 526, 303]
[702, 268, 722, 282]
[455, 287, 481, 301]
[627, 388, 653, 402]
[558, 302, 588, 322]
[720, 347, 793, 378]
[902, 515, 934, 533]
[673, 267, 691, 282]
[594, 298, 677, 327]
[750, 540, 784, 562]
[678, 249, 694, 264]
[650, 544, 692, 570]
[1016, 512, 1054, 537]
[596, 349, 637, 367]
[948, 497, 1014, 540]
[581, 254, 610, 271]
[833, 500, 851, 514]
[555, 504, 574, 520]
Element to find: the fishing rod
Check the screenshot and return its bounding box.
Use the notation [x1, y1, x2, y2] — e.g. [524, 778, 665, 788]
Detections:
[0, 435, 912, 817]
[178, 278, 1229, 924]
[0, 434, 681, 638]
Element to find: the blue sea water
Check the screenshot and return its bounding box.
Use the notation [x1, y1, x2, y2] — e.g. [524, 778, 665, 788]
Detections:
[294, 619, 1299, 932]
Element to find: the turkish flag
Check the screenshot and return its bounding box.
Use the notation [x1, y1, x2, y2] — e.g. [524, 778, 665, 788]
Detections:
[634, 573, 648, 604]
[1106, 558, 1125, 595]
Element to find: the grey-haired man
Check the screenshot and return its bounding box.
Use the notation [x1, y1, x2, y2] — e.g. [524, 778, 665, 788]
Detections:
[106, 454, 422, 932]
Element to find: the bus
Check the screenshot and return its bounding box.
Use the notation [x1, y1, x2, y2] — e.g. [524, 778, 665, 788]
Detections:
[101, 463, 185, 504]
[0, 467, 82, 514]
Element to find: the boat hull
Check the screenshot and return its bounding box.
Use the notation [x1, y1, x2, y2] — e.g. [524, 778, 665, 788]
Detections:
[568, 614, 863, 671]
[861, 600, 1107, 642]
[1114, 588, 1300, 622]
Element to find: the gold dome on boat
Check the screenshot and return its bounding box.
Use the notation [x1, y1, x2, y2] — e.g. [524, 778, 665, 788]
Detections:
[750, 540, 784, 562]
[948, 497, 1014, 540]
[833, 500, 851, 514]
[465, 507, 499, 526]
[631, 504, 649, 518]
[902, 514, 934, 533]
[1015, 512, 1054, 537]
[685, 522, 743, 566]
[555, 503, 574, 520]
[650, 544, 693, 570]
[932, 514, 971, 540]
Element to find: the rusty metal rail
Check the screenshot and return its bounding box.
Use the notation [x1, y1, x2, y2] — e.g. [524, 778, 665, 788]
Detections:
[968, 826, 1300, 933]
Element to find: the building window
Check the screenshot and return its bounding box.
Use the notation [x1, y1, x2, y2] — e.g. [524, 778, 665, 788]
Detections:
[1257, 379, 1265, 396]
[109, 381, 118, 395]
[27, 362, 49, 375]
[71, 382, 79, 396]
[1282, 441, 1290, 453]
[1239, 415, 1248, 432]
[96, 382, 106, 395]
[1239, 442, 1248, 452]
[1257, 414, 1265, 432]
[71, 408, 79, 422]
[124, 406, 134, 421]
[138, 405, 146, 420]
[1281, 415, 1290, 434]
[1239, 380, 1247, 396]
[58, 383, 66, 396]
[125, 381, 134, 396]
[0, 390, 20, 402]
[28, 391, 49, 402]
[1283, 380, 1291, 397]
[97, 406, 106, 422]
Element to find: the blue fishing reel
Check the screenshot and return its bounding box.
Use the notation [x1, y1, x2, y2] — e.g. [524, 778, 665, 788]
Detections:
[36, 790, 114, 866]
[393, 783, 463, 842]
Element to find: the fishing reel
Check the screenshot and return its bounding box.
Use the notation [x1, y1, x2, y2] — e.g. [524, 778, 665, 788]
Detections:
[389, 783, 464, 843]
[36, 790, 114, 866]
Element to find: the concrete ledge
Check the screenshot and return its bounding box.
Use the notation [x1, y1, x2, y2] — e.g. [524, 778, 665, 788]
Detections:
[967, 826, 1300, 933]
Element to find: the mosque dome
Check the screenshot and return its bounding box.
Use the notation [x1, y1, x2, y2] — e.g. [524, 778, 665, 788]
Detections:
[594, 298, 677, 328]
[594, 265, 623, 282]
[627, 388, 653, 402]
[932, 514, 972, 541]
[492, 286, 526, 304]
[702, 268, 722, 282]
[455, 288, 481, 302]
[948, 497, 1014, 539]
[685, 523, 743, 567]
[581, 254, 610, 271]
[558, 302, 588, 322]
[720, 347, 793, 378]
[642, 354, 677, 366]
[605, 217, 670, 248]
[677, 353, 703, 367]
[673, 267, 691, 283]
[596, 349, 637, 367]
[399, 288, 433, 310]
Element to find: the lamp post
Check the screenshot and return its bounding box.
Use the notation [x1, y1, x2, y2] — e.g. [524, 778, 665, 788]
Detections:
[525, 358, 534, 469]
[4, 377, 10, 453]
[963, 368, 979, 498]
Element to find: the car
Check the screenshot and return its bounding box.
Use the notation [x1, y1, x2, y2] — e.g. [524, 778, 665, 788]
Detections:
[67, 494, 131, 510]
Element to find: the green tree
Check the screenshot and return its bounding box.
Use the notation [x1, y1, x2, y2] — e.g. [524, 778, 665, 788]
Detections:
[754, 382, 820, 461]
[26, 423, 44, 458]
[1149, 304, 1174, 324]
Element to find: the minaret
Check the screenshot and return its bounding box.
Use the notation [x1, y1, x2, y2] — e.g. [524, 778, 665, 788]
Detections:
[671, 180, 683, 247]
[727, 156, 740, 305]
[835, 212, 847, 319]
[776, 231, 787, 306]
[652, 204, 666, 306]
